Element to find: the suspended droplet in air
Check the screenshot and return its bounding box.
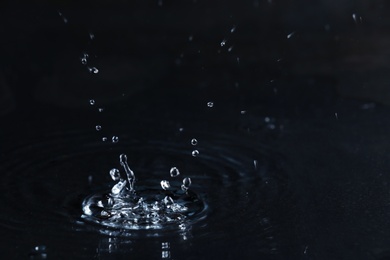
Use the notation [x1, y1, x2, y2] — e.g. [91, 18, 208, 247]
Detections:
[220, 39, 226, 47]
[207, 101, 214, 107]
[88, 67, 99, 74]
[89, 99, 95, 105]
[191, 138, 198, 146]
[181, 177, 192, 191]
[191, 150, 199, 157]
[170, 167, 180, 177]
[110, 168, 121, 181]
[160, 180, 171, 190]
[287, 32, 295, 39]
[112, 136, 119, 143]
[95, 125, 102, 131]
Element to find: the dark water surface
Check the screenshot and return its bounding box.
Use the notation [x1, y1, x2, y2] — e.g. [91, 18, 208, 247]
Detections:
[2, 1, 390, 259]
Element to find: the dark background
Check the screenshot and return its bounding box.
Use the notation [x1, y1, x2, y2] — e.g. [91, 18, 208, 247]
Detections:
[2, 0, 390, 259]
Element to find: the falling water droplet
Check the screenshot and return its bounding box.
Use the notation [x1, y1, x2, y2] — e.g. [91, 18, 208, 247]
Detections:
[88, 67, 99, 74]
[228, 46, 233, 52]
[89, 32, 95, 40]
[95, 125, 102, 131]
[98, 108, 104, 112]
[160, 180, 171, 190]
[163, 196, 174, 205]
[191, 150, 199, 157]
[207, 101, 214, 107]
[170, 167, 180, 177]
[191, 138, 198, 146]
[179, 127, 184, 132]
[220, 39, 226, 47]
[287, 32, 295, 39]
[181, 177, 192, 191]
[80, 53, 89, 65]
[230, 25, 236, 33]
[89, 99, 95, 105]
[254, 160, 258, 170]
[102, 137, 107, 142]
[352, 13, 362, 24]
[109, 168, 121, 181]
[240, 110, 246, 114]
[237, 57, 240, 64]
[112, 136, 119, 143]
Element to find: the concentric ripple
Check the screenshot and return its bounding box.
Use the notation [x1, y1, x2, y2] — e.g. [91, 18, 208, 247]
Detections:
[0, 128, 298, 257]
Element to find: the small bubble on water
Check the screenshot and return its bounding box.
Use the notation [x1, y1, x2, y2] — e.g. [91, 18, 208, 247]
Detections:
[88, 67, 99, 74]
[102, 137, 108, 142]
[110, 168, 121, 181]
[287, 32, 295, 39]
[160, 180, 171, 190]
[220, 39, 226, 47]
[95, 125, 102, 131]
[230, 25, 236, 33]
[207, 101, 214, 107]
[191, 150, 199, 157]
[98, 108, 104, 112]
[89, 99, 95, 105]
[181, 177, 192, 191]
[170, 167, 180, 177]
[112, 136, 119, 143]
[191, 138, 198, 146]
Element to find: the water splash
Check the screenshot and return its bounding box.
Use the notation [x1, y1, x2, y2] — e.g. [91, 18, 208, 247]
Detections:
[82, 154, 205, 230]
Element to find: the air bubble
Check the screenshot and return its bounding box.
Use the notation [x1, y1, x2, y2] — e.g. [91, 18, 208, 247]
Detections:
[109, 168, 121, 181]
[112, 136, 119, 143]
[181, 177, 192, 191]
[207, 102, 214, 107]
[160, 180, 171, 190]
[191, 138, 198, 146]
[191, 150, 199, 157]
[95, 125, 102, 131]
[89, 99, 95, 105]
[169, 167, 180, 177]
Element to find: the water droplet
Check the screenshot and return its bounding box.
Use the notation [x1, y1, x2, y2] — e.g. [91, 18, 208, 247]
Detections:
[98, 108, 104, 112]
[237, 57, 240, 64]
[102, 137, 107, 142]
[181, 177, 192, 191]
[207, 101, 214, 107]
[110, 168, 121, 181]
[160, 180, 171, 190]
[335, 112, 338, 120]
[228, 46, 233, 52]
[29, 245, 47, 259]
[240, 110, 246, 114]
[352, 13, 362, 24]
[287, 32, 295, 39]
[191, 150, 199, 157]
[188, 35, 193, 41]
[264, 117, 271, 123]
[88, 67, 99, 74]
[230, 25, 236, 33]
[254, 160, 258, 170]
[170, 167, 180, 177]
[89, 32, 95, 40]
[162, 242, 170, 249]
[179, 127, 184, 132]
[95, 125, 102, 131]
[112, 136, 119, 143]
[220, 39, 226, 47]
[191, 138, 198, 146]
[162, 251, 170, 258]
[163, 196, 174, 205]
[89, 99, 95, 105]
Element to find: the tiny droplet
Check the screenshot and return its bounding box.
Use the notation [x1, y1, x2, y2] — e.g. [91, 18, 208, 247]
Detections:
[110, 168, 121, 181]
[95, 125, 102, 131]
[160, 180, 171, 190]
[191, 138, 198, 146]
[170, 167, 180, 177]
[207, 101, 214, 107]
[112, 136, 119, 143]
[191, 150, 199, 157]
[89, 99, 95, 105]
